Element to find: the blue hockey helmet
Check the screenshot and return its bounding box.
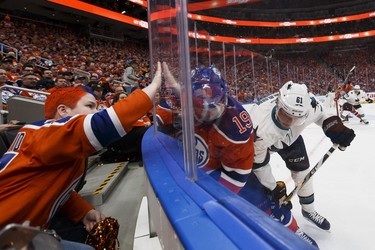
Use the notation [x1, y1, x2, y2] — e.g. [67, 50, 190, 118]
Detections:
[191, 66, 227, 123]
[191, 66, 227, 93]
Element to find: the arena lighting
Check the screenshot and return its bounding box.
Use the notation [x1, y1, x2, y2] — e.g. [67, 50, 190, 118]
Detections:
[191, 29, 375, 44]
[128, 0, 262, 11]
[133, 0, 374, 27]
[157, 25, 375, 44]
[47, 0, 148, 28]
[48, 0, 375, 44]
[189, 11, 375, 27]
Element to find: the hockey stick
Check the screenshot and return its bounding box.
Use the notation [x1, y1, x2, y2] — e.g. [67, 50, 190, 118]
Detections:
[282, 144, 339, 204]
[357, 116, 369, 124]
[342, 66, 356, 87]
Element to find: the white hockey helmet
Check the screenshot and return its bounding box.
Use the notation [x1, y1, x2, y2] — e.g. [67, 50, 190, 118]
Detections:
[276, 81, 310, 128]
[354, 85, 360, 91]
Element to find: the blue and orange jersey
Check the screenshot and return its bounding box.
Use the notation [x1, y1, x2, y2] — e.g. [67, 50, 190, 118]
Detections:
[0, 89, 152, 228]
[195, 96, 254, 193]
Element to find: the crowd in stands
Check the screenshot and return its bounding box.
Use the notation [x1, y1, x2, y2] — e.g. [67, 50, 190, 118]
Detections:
[1, 14, 374, 110]
[214, 48, 375, 103]
[0, 10, 374, 248]
[0, 14, 151, 108]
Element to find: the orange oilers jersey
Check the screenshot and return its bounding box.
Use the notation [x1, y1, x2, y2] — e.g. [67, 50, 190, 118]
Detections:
[335, 83, 353, 100]
[133, 115, 151, 127]
[156, 96, 254, 194]
[155, 103, 173, 125]
[20, 90, 47, 101]
[105, 92, 116, 107]
[195, 96, 254, 194]
[96, 99, 109, 111]
[0, 89, 153, 228]
[6, 72, 20, 82]
[340, 83, 353, 94]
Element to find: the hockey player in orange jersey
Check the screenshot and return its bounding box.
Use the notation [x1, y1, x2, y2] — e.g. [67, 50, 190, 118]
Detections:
[0, 62, 162, 246]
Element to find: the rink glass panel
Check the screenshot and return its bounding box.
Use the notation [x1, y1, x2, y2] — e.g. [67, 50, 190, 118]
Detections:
[148, 0, 255, 181]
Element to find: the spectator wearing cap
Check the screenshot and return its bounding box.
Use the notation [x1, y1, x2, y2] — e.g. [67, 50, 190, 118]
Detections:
[73, 75, 87, 87]
[27, 56, 37, 65]
[26, 56, 42, 78]
[89, 73, 99, 83]
[5, 51, 16, 62]
[90, 83, 108, 111]
[36, 69, 55, 90]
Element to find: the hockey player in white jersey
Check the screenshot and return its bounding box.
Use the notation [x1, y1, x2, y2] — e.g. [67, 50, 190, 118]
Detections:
[323, 86, 337, 115]
[341, 84, 373, 124]
[244, 81, 355, 232]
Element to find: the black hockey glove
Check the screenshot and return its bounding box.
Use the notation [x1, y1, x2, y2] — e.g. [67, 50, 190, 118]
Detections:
[271, 181, 287, 201]
[270, 181, 292, 210]
[322, 116, 355, 150]
[367, 98, 373, 104]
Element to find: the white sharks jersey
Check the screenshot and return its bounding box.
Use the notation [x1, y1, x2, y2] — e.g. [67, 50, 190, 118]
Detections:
[344, 89, 368, 105]
[244, 92, 330, 165]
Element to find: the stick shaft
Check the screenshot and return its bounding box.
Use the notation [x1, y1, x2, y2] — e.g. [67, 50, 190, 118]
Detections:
[283, 144, 338, 203]
[343, 66, 356, 87]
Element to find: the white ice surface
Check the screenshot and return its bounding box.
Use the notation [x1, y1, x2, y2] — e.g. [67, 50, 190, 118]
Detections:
[270, 103, 375, 250]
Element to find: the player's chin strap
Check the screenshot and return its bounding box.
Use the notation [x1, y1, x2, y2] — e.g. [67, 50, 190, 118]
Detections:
[282, 144, 340, 204]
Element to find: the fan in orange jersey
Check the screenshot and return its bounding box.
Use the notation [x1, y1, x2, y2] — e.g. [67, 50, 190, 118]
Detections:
[0, 62, 162, 245]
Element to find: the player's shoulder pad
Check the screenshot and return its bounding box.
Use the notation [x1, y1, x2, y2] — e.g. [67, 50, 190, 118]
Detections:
[215, 96, 253, 142]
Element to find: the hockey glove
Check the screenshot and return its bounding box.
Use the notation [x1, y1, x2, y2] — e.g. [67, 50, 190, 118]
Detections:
[355, 98, 360, 102]
[367, 98, 373, 104]
[270, 181, 292, 210]
[322, 116, 355, 150]
[272, 181, 287, 200]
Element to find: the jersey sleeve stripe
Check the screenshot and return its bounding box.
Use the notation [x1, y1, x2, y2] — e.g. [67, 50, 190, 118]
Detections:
[219, 172, 247, 192]
[222, 163, 252, 175]
[83, 108, 129, 150]
[83, 114, 103, 151]
[106, 107, 126, 136]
